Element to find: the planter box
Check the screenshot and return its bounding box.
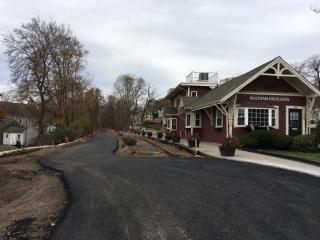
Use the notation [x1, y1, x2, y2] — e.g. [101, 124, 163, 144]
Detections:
[219, 145, 236, 157]
[188, 139, 200, 148]
[172, 136, 180, 143]
[165, 136, 172, 141]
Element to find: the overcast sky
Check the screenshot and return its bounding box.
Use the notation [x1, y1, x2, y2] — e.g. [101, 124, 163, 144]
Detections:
[0, 0, 319, 97]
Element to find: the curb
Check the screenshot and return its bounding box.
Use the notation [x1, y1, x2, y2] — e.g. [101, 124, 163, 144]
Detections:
[39, 158, 72, 240]
[242, 148, 320, 167]
[0, 138, 85, 158]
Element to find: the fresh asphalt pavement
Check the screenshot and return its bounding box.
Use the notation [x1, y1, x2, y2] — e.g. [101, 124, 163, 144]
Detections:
[41, 132, 320, 240]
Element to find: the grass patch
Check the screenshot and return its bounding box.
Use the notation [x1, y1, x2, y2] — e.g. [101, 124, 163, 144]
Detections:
[263, 149, 320, 163]
[0, 145, 17, 152]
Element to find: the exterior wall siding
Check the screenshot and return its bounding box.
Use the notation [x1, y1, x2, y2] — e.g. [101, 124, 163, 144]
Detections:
[189, 86, 211, 97]
[241, 76, 298, 93]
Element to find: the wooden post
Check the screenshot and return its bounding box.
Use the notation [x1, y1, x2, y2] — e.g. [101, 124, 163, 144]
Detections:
[306, 96, 315, 134]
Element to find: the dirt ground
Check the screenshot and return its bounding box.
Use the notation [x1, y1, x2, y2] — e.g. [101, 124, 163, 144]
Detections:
[0, 147, 68, 240]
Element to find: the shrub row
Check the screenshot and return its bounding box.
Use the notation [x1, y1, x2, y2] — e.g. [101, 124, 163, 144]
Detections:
[238, 130, 317, 152]
[122, 136, 137, 146]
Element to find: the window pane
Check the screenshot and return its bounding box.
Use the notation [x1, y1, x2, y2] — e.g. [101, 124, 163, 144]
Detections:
[195, 113, 200, 127]
[237, 108, 245, 126]
[248, 109, 269, 127]
[271, 109, 276, 127]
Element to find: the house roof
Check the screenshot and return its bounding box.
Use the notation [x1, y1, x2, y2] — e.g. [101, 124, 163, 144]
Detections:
[3, 126, 26, 133]
[191, 57, 277, 110]
[181, 96, 198, 109]
[163, 106, 178, 115]
[165, 82, 217, 99]
[0, 101, 38, 118]
[192, 56, 320, 110]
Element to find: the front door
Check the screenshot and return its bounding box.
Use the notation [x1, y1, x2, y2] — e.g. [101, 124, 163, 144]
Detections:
[288, 109, 302, 136]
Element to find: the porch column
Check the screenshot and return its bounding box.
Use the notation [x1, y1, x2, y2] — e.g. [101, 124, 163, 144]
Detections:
[190, 112, 194, 135]
[218, 95, 237, 138]
[306, 96, 316, 134]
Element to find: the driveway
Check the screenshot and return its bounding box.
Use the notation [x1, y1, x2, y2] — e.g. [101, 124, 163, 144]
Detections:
[41, 132, 320, 240]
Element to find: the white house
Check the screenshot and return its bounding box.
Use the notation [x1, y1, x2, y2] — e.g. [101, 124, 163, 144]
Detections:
[3, 127, 26, 146]
[2, 126, 39, 146]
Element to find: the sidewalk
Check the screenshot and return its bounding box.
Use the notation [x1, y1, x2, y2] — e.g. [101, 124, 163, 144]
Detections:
[179, 139, 320, 177]
[146, 130, 320, 177]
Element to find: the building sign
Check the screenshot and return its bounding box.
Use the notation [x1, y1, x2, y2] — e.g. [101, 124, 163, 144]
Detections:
[249, 96, 290, 102]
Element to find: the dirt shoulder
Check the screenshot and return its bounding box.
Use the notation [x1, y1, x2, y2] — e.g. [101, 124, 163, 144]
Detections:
[116, 133, 194, 157]
[0, 147, 68, 240]
[117, 134, 169, 157]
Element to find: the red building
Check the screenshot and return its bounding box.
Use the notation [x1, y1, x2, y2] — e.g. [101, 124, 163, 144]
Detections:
[164, 56, 320, 143]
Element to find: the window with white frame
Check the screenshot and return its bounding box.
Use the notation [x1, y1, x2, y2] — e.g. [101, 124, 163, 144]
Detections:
[248, 108, 269, 127]
[195, 112, 201, 127]
[216, 109, 223, 128]
[236, 107, 278, 128]
[237, 108, 245, 126]
[191, 91, 197, 97]
[171, 118, 177, 130]
[186, 113, 191, 127]
[271, 109, 276, 127]
[166, 118, 170, 129]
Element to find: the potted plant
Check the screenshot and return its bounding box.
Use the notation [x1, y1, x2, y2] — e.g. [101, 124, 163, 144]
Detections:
[171, 131, 181, 143]
[147, 131, 152, 138]
[165, 131, 172, 141]
[188, 134, 200, 147]
[157, 131, 163, 139]
[219, 136, 239, 156]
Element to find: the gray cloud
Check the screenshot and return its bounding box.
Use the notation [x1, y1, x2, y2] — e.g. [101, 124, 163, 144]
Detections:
[0, 0, 319, 96]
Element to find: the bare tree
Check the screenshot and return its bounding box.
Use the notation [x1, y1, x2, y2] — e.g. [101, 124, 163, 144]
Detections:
[48, 24, 88, 127]
[3, 18, 54, 140]
[139, 82, 157, 130]
[294, 54, 320, 89]
[3, 17, 96, 141]
[310, 4, 320, 13]
[113, 74, 146, 130]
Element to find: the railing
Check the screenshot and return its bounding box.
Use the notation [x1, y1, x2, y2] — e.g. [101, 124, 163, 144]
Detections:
[186, 72, 218, 83]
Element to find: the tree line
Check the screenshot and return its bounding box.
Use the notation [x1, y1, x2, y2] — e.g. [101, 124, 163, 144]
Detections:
[3, 18, 104, 142]
[101, 74, 164, 131]
[3, 17, 163, 142]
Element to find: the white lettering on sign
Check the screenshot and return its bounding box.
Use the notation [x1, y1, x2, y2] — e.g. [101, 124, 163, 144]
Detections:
[249, 96, 290, 102]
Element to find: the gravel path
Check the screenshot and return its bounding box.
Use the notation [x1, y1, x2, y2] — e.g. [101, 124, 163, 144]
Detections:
[41, 132, 320, 240]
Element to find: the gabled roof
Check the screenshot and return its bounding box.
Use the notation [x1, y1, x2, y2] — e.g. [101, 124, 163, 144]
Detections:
[0, 101, 38, 118]
[3, 126, 26, 133]
[165, 82, 217, 99]
[192, 56, 320, 110]
[181, 96, 198, 109]
[163, 106, 178, 115]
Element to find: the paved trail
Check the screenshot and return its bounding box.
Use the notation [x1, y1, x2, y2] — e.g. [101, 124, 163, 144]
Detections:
[41, 132, 320, 240]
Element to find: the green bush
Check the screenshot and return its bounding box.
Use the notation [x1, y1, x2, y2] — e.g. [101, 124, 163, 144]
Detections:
[238, 134, 258, 148]
[15, 140, 22, 148]
[222, 136, 240, 148]
[291, 135, 317, 152]
[165, 131, 172, 141]
[123, 136, 137, 146]
[272, 133, 292, 149]
[249, 130, 274, 147]
[315, 122, 320, 144]
[171, 132, 181, 143]
[54, 127, 78, 143]
[157, 132, 163, 139]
